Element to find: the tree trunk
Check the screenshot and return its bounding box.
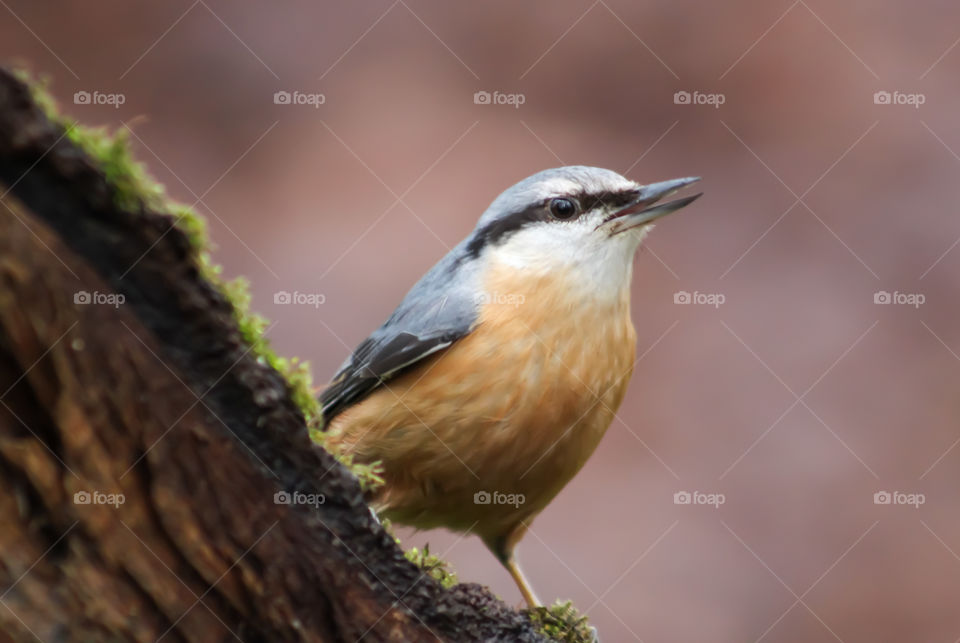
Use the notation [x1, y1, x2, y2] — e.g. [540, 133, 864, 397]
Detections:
[0, 67, 548, 643]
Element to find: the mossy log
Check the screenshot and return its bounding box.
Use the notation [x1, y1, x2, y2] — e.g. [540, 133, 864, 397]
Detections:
[0, 67, 552, 643]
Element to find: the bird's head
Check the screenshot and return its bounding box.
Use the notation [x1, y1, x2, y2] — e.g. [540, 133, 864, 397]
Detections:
[465, 166, 701, 293]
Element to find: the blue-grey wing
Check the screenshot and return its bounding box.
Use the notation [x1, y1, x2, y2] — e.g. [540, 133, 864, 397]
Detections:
[319, 244, 480, 424]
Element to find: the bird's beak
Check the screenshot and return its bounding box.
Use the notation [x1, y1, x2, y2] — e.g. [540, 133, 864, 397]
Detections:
[605, 177, 702, 234]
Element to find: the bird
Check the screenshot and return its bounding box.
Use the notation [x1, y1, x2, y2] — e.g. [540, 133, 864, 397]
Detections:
[320, 166, 701, 607]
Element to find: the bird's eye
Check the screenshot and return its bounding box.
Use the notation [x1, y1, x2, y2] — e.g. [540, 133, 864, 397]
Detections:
[549, 198, 577, 219]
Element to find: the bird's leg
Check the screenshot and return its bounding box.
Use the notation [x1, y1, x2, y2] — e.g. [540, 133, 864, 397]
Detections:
[505, 556, 541, 608]
[484, 522, 541, 608]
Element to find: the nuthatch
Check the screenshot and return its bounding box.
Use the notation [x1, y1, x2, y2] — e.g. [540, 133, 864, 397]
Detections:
[321, 166, 701, 607]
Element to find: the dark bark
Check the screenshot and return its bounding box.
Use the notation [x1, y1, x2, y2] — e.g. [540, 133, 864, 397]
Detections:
[0, 67, 547, 643]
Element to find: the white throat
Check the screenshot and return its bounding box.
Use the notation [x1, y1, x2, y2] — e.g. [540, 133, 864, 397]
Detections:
[484, 223, 649, 304]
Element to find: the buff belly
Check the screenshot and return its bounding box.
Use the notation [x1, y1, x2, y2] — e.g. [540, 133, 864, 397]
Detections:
[325, 263, 637, 543]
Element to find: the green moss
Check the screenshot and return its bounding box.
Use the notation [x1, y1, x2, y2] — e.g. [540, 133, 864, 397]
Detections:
[380, 519, 458, 589]
[15, 70, 58, 121]
[526, 601, 596, 643]
[72, 127, 165, 212]
[405, 543, 459, 589]
[15, 71, 164, 213]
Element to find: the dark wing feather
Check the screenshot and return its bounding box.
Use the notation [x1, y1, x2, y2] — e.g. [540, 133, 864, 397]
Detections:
[319, 239, 481, 424]
[319, 329, 464, 422]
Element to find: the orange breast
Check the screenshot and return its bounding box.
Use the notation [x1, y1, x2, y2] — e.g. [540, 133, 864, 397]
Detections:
[325, 260, 637, 539]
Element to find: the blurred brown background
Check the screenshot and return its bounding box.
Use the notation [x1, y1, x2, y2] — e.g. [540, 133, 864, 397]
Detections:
[4, 1, 960, 640]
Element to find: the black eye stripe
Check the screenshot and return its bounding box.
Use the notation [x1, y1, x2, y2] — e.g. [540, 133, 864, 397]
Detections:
[577, 189, 640, 211]
[464, 187, 640, 259]
[465, 202, 545, 258]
